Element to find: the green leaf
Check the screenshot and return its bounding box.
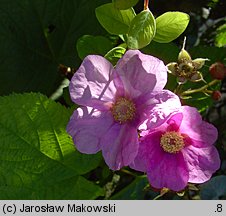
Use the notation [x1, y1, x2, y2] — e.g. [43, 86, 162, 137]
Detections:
[0, 93, 103, 199]
[0, 0, 107, 96]
[76, 35, 114, 60]
[200, 176, 226, 200]
[104, 47, 126, 65]
[215, 23, 226, 47]
[110, 176, 149, 200]
[113, 0, 139, 10]
[95, 3, 136, 35]
[154, 12, 190, 43]
[127, 10, 156, 49]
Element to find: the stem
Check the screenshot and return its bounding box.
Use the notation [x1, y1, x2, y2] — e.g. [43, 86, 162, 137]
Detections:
[153, 188, 169, 200]
[174, 83, 182, 95]
[144, 0, 149, 10]
[120, 169, 137, 177]
[181, 79, 220, 96]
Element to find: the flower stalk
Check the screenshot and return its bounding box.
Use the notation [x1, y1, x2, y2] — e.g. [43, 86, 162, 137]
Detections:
[144, 0, 149, 10]
[181, 79, 220, 96]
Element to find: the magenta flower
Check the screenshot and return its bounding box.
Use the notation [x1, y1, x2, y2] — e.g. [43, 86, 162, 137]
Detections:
[67, 50, 181, 170]
[130, 106, 220, 191]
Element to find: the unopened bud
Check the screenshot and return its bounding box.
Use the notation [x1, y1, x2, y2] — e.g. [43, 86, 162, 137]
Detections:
[212, 90, 222, 101]
[209, 62, 226, 80]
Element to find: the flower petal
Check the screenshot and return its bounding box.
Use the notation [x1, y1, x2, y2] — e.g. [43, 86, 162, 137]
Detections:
[147, 152, 189, 191]
[102, 123, 139, 170]
[129, 137, 149, 172]
[138, 90, 181, 130]
[69, 55, 116, 108]
[66, 107, 114, 154]
[182, 145, 220, 183]
[179, 106, 218, 145]
[114, 50, 167, 98]
[166, 112, 183, 131]
[132, 131, 189, 191]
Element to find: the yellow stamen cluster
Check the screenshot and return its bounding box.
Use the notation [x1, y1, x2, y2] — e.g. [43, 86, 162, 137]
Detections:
[111, 97, 136, 124]
[160, 131, 184, 154]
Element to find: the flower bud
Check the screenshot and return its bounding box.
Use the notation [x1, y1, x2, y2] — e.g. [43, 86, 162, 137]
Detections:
[209, 62, 226, 80]
[212, 90, 222, 101]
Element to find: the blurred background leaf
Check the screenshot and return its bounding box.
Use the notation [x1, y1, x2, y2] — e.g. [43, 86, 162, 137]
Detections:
[200, 175, 226, 199]
[110, 176, 150, 200]
[113, 0, 139, 10]
[76, 35, 113, 60]
[0, 0, 110, 96]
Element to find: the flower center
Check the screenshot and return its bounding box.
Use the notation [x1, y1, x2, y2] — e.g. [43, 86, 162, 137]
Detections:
[160, 131, 184, 154]
[111, 97, 136, 124]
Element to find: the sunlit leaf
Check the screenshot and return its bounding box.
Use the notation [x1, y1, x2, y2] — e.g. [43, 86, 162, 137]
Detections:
[0, 93, 103, 199]
[215, 23, 226, 47]
[127, 10, 156, 49]
[95, 3, 136, 35]
[104, 47, 126, 65]
[154, 12, 190, 43]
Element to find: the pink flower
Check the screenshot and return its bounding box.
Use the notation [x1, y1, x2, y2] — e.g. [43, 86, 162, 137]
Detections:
[130, 106, 221, 191]
[67, 50, 181, 170]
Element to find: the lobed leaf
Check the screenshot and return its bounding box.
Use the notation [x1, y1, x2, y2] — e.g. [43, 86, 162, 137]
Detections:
[0, 93, 103, 199]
